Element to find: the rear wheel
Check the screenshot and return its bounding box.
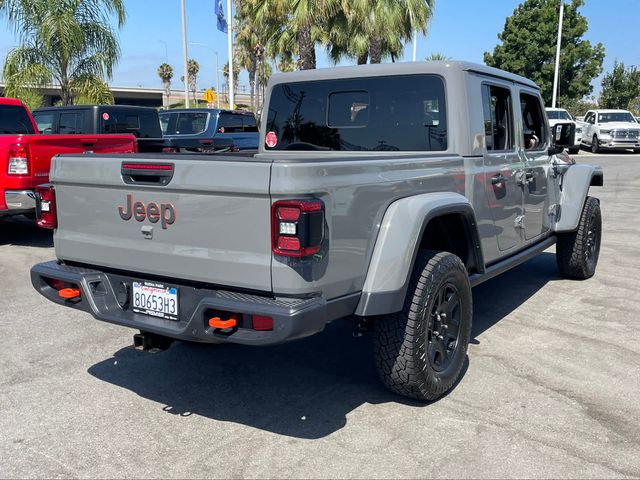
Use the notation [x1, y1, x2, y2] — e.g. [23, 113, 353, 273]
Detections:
[373, 251, 472, 401]
[556, 196, 601, 279]
[591, 135, 600, 153]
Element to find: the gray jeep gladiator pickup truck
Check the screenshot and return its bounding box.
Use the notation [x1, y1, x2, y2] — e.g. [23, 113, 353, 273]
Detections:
[31, 61, 603, 401]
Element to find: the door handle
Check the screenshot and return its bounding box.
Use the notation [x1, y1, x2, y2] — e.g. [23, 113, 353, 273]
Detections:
[491, 174, 508, 185]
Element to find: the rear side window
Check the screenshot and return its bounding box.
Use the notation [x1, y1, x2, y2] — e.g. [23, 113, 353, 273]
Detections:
[59, 112, 83, 134]
[102, 110, 162, 138]
[217, 113, 243, 133]
[178, 113, 207, 134]
[482, 84, 514, 151]
[243, 115, 259, 132]
[0, 105, 35, 134]
[265, 75, 447, 151]
[34, 112, 54, 134]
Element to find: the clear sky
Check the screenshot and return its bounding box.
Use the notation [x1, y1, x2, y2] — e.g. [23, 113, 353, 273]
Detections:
[0, 0, 637, 96]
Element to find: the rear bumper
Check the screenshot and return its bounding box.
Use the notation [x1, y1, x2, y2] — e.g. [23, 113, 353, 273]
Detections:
[0, 189, 36, 215]
[31, 261, 357, 346]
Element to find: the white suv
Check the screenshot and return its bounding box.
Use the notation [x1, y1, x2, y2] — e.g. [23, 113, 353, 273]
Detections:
[546, 108, 582, 154]
[581, 109, 640, 153]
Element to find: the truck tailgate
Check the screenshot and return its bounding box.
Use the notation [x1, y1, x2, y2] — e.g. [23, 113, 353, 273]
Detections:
[51, 154, 273, 292]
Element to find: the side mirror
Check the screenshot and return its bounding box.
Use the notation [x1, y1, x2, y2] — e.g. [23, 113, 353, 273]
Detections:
[548, 122, 575, 155]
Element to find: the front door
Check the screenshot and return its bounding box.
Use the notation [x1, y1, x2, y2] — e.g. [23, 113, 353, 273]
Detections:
[518, 91, 550, 241]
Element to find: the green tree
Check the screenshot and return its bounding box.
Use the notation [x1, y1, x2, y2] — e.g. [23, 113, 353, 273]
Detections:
[425, 52, 450, 61]
[599, 60, 640, 110]
[157, 63, 173, 108]
[1, 0, 126, 105]
[484, 0, 604, 105]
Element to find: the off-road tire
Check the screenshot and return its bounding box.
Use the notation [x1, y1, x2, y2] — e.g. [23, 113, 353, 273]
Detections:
[373, 250, 472, 401]
[556, 196, 601, 279]
[591, 135, 600, 153]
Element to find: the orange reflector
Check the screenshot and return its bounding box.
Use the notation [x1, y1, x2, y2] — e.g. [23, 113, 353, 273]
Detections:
[58, 288, 80, 299]
[208, 316, 238, 329]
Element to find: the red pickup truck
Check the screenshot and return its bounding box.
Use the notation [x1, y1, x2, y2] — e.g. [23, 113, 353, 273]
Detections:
[0, 98, 136, 218]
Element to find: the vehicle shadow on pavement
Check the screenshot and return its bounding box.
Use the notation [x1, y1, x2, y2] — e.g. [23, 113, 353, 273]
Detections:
[88, 252, 559, 439]
[471, 251, 562, 339]
[0, 217, 52, 248]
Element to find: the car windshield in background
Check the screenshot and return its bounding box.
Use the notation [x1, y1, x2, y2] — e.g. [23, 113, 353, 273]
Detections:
[266, 74, 447, 151]
[547, 110, 572, 120]
[599, 112, 637, 123]
[0, 105, 35, 134]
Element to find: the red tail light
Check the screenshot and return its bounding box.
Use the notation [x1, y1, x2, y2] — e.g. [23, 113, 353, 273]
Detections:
[36, 184, 57, 229]
[7, 143, 29, 175]
[272, 200, 324, 257]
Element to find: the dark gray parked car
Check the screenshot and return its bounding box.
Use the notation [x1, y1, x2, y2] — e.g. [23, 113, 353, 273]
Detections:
[32, 61, 603, 401]
[159, 108, 259, 151]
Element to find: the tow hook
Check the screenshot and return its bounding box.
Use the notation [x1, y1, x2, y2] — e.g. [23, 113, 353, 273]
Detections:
[133, 332, 174, 352]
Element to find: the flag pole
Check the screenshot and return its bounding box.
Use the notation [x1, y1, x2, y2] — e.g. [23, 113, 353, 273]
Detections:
[227, 0, 234, 109]
[552, 1, 564, 108]
[412, 30, 417, 62]
[181, 0, 190, 108]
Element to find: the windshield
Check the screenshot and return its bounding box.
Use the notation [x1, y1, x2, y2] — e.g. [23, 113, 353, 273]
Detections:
[0, 105, 35, 134]
[546, 110, 572, 120]
[599, 112, 637, 123]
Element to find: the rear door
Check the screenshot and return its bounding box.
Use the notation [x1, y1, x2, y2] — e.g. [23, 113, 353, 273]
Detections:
[51, 155, 273, 292]
[517, 90, 551, 241]
[480, 82, 524, 256]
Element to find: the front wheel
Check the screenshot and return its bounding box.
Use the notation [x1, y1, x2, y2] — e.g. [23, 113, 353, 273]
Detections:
[556, 196, 601, 279]
[591, 135, 600, 154]
[373, 251, 472, 401]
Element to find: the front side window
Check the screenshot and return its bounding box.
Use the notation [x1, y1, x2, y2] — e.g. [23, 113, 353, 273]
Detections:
[265, 75, 447, 151]
[482, 84, 514, 151]
[520, 92, 547, 150]
[59, 112, 83, 134]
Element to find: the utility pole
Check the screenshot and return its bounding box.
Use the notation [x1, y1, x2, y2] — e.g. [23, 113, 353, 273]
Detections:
[181, 0, 190, 108]
[552, 0, 565, 108]
[227, 0, 234, 109]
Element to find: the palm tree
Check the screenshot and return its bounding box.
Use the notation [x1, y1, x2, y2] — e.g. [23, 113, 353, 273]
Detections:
[157, 63, 173, 108]
[187, 59, 199, 104]
[1, 0, 126, 105]
[327, 0, 434, 65]
[425, 53, 450, 61]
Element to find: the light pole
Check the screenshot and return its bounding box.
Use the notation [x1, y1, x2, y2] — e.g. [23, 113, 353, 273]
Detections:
[227, 0, 234, 109]
[552, 1, 565, 108]
[190, 42, 220, 108]
[181, 0, 190, 108]
[412, 30, 418, 62]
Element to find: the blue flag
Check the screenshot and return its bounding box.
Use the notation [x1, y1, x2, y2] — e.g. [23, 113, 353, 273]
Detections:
[215, 0, 227, 33]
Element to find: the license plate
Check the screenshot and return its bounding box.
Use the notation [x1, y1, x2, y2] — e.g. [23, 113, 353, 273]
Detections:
[132, 281, 179, 321]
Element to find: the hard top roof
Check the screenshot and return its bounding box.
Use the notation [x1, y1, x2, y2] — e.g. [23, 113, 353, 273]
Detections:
[33, 104, 157, 112]
[268, 60, 538, 89]
[159, 108, 254, 115]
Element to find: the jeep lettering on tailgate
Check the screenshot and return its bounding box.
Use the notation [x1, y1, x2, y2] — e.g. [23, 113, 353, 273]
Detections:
[118, 193, 176, 229]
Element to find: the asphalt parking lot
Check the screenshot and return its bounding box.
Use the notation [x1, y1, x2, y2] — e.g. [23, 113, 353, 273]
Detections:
[1, 152, 639, 479]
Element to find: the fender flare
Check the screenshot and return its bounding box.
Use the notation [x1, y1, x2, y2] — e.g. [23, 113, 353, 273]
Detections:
[554, 164, 604, 233]
[355, 192, 483, 317]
